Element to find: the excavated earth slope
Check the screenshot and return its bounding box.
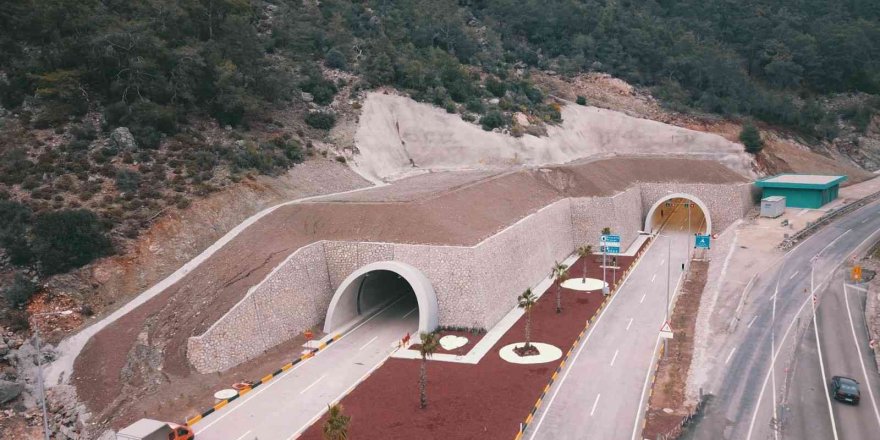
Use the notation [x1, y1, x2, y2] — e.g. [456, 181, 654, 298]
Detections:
[73, 156, 746, 416]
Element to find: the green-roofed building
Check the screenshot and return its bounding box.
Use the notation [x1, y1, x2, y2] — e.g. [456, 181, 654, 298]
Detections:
[755, 174, 847, 209]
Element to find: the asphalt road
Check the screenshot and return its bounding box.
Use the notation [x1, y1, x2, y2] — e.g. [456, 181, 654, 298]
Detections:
[687, 198, 880, 440]
[192, 295, 418, 440]
[528, 203, 703, 440]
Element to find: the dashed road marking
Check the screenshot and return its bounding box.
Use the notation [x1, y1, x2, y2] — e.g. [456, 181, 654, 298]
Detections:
[590, 394, 601, 416]
[640, 294, 646, 304]
[747, 315, 758, 328]
[651, 274, 656, 283]
[610, 350, 619, 366]
[725, 347, 737, 365]
[401, 307, 418, 319]
[626, 318, 633, 330]
[359, 336, 378, 351]
[789, 270, 799, 280]
[300, 374, 327, 395]
[234, 431, 253, 440]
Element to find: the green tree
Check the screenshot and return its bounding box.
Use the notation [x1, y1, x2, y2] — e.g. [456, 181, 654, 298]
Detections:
[322, 403, 350, 440]
[418, 331, 439, 409]
[517, 288, 537, 349]
[3, 272, 37, 309]
[31, 210, 113, 275]
[740, 122, 764, 154]
[552, 261, 569, 314]
[0, 200, 34, 265]
[576, 245, 593, 281]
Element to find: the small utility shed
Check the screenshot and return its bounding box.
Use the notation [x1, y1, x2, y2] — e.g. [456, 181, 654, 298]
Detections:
[755, 174, 847, 209]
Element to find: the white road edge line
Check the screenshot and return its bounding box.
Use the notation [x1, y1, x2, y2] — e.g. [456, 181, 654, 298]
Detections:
[725, 347, 737, 365]
[810, 283, 839, 440]
[359, 336, 379, 351]
[234, 431, 252, 440]
[528, 234, 659, 440]
[194, 296, 407, 434]
[300, 374, 327, 395]
[817, 229, 851, 257]
[843, 283, 880, 428]
[631, 334, 663, 440]
[610, 350, 619, 366]
[626, 318, 633, 331]
[746, 223, 880, 440]
[590, 394, 601, 416]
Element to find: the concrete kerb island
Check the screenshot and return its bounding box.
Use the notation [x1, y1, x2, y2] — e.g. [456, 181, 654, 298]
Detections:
[187, 181, 753, 373]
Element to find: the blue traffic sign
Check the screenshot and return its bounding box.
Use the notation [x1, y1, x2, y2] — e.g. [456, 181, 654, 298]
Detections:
[600, 234, 621, 243]
[695, 235, 711, 249]
[600, 245, 621, 254]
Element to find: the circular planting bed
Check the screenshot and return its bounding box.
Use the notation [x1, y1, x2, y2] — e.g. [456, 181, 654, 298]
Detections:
[561, 277, 608, 291]
[498, 342, 562, 364]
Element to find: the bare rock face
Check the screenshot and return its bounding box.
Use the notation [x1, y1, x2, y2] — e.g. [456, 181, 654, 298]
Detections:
[0, 379, 23, 404]
[109, 127, 138, 151]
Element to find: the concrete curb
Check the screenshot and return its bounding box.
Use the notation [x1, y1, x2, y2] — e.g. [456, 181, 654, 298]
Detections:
[183, 333, 342, 426]
[514, 240, 652, 440]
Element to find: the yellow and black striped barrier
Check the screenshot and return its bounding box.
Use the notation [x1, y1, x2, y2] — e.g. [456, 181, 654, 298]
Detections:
[184, 333, 342, 426]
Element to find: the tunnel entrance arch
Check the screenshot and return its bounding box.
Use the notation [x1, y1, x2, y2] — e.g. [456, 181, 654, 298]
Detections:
[323, 261, 439, 334]
[644, 193, 712, 235]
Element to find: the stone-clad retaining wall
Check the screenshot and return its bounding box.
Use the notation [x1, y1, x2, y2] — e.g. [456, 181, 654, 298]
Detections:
[187, 182, 754, 372]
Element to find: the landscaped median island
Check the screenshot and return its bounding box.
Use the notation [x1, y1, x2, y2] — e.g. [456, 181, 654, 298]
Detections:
[641, 260, 710, 439]
[299, 244, 647, 440]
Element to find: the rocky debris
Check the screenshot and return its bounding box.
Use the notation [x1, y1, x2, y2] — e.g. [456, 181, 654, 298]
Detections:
[109, 127, 137, 151]
[0, 380, 23, 404]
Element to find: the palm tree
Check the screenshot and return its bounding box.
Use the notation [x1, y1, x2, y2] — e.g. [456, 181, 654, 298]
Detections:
[418, 332, 439, 409]
[322, 403, 350, 440]
[576, 245, 593, 281]
[518, 288, 537, 348]
[552, 261, 569, 314]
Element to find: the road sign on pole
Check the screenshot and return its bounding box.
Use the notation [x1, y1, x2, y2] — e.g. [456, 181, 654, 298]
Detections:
[695, 235, 711, 249]
[600, 234, 621, 243]
[600, 245, 620, 254]
[660, 321, 674, 339]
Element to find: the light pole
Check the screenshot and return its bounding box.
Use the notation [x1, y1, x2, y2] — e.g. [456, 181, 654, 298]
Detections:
[30, 310, 73, 440]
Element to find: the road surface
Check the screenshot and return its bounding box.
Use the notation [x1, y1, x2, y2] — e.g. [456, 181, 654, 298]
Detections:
[687, 197, 880, 440]
[192, 295, 418, 440]
[528, 202, 703, 439]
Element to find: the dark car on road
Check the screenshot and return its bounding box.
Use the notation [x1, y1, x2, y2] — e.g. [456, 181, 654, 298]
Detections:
[830, 376, 860, 405]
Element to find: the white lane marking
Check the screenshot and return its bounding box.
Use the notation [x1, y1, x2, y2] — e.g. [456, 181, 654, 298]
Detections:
[234, 431, 252, 440]
[401, 307, 418, 319]
[590, 394, 601, 416]
[862, 217, 870, 224]
[817, 229, 851, 257]
[194, 296, 408, 434]
[610, 350, 619, 366]
[810, 284, 839, 440]
[626, 318, 634, 330]
[640, 293, 646, 304]
[789, 270, 799, 280]
[843, 284, 880, 428]
[651, 274, 656, 283]
[747, 213, 880, 439]
[660, 259, 665, 266]
[747, 315, 758, 328]
[725, 347, 737, 365]
[359, 336, 379, 351]
[529, 236, 659, 440]
[300, 374, 327, 395]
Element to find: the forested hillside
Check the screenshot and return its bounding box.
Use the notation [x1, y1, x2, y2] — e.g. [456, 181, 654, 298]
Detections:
[0, 0, 878, 292]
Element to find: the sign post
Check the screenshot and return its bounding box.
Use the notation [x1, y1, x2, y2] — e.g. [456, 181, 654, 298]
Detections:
[600, 234, 620, 295]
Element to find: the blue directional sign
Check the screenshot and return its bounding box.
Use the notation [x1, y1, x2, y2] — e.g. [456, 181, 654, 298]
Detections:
[600, 245, 621, 254]
[695, 234, 711, 249]
[600, 234, 621, 243]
